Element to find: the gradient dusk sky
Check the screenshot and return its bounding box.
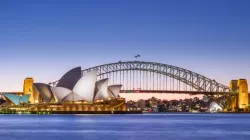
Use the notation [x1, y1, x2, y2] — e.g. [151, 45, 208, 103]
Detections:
[0, 0, 250, 98]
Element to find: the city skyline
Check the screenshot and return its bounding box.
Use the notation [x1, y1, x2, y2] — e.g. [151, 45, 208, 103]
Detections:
[1, 0, 249, 96]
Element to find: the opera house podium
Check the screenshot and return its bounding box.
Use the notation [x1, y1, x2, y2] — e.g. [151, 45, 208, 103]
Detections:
[0, 67, 141, 114]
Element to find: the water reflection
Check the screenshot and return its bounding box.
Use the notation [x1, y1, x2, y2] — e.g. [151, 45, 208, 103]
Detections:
[0, 114, 250, 140]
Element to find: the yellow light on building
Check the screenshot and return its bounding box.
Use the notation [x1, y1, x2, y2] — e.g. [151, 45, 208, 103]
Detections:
[230, 80, 238, 111]
[23, 78, 34, 95]
[237, 79, 248, 109]
[23, 77, 37, 104]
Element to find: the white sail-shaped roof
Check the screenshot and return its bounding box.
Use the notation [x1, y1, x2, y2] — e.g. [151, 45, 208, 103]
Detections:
[73, 70, 98, 103]
[51, 87, 72, 102]
[31, 85, 41, 103]
[56, 67, 81, 90]
[108, 85, 122, 98]
[61, 92, 85, 102]
[94, 79, 109, 101]
[33, 83, 55, 103]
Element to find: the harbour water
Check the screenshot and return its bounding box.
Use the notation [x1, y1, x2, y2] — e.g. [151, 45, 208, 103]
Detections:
[0, 113, 250, 140]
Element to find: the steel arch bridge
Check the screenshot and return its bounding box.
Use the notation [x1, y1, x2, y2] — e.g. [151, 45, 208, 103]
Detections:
[51, 61, 231, 94]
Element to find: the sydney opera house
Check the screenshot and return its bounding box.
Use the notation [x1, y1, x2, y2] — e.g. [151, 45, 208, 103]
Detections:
[0, 67, 129, 114]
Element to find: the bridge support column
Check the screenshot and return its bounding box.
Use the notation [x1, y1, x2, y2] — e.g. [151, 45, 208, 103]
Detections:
[237, 79, 248, 110]
[230, 80, 238, 112]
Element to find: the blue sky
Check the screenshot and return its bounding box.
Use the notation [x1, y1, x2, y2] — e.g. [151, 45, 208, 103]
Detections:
[0, 0, 250, 92]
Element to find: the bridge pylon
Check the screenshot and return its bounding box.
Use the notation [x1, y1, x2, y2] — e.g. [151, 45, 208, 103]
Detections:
[229, 80, 238, 112]
[237, 79, 249, 111]
[229, 79, 249, 112]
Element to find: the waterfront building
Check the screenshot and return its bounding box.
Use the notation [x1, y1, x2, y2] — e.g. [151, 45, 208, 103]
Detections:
[209, 101, 223, 112]
[0, 67, 126, 114]
[23, 78, 33, 95]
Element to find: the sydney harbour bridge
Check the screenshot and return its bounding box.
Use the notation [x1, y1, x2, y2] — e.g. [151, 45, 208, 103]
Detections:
[50, 61, 232, 96]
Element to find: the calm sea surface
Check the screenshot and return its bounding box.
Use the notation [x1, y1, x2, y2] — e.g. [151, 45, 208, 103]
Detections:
[0, 113, 250, 140]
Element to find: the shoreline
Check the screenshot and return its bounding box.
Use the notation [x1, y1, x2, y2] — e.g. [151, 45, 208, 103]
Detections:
[0, 110, 142, 115]
[2, 111, 250, 115]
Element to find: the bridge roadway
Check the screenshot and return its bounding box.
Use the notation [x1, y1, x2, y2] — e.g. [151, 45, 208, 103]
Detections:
[120, 90, 237, 95]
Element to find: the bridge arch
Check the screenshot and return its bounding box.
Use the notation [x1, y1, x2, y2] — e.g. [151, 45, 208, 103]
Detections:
[79, 61, 230, 92]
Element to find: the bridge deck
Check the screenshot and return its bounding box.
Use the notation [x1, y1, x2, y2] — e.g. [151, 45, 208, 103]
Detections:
[120, 90, 236, 95]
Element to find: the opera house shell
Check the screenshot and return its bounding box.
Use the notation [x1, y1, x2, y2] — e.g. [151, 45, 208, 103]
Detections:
[2, 93, 30, 105]
[30, 67, 122, 104]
